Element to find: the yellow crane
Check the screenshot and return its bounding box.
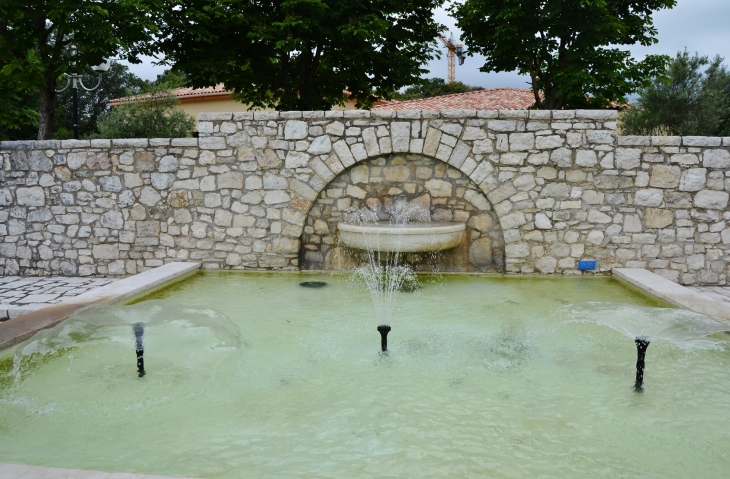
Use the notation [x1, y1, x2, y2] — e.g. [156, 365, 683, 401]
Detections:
[439, 32, 466, 83]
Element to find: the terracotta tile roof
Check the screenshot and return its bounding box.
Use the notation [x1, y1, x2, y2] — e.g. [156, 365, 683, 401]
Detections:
[108, 84, 230, 106]
[373, 88, 537, 110]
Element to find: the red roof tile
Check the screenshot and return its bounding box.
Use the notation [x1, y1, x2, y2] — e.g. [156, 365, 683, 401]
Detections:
[108, 84, 230, 105]
[373, 88, 537, 110]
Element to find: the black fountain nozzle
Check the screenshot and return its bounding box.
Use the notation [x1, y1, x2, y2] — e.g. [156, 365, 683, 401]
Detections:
[133, 322, 146, 377]
[377, 324, 391, 353]
[634, 336, 650, 393]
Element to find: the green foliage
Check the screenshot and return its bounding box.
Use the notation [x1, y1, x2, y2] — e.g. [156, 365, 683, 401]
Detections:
[92, 87, 195, 139]
[0, 88, 40, 140]
[157, 0, 444, 111]
[0, 61, 145, 140]
[450, 0, 677, 109]
[620, 51, 730, 136]
[392, 78, 484, 101]
[148, 69, 187, 90]
[0, 0, 161, 139]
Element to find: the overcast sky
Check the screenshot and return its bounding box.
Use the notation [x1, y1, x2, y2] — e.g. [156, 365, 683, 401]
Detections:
[123, 0, 730, 90]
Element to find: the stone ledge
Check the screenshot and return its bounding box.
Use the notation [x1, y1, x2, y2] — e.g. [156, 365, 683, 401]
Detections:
[0, 262, 201, 351]
[0, 463, 198, 479]
[613, 268, 730, 321]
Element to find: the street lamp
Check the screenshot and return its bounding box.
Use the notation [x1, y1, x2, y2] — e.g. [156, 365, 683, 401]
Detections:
[56, 58, 111, 139]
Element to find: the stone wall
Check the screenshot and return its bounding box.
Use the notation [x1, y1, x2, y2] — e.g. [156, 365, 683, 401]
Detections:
[301, 153, 505, 272]
[1, 109, 729, 285]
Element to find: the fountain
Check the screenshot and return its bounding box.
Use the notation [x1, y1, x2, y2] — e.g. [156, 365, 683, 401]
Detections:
[560, 302, 729, 392]
[634, 336, 649, 393]
[338, 195, 466, 254]
[1, 274, 730, 478]
[342, 195, 451, 351]
[133, 322, 146, 377]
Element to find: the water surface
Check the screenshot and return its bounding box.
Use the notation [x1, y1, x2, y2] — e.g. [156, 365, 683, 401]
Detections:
[1, 273, 729, 478]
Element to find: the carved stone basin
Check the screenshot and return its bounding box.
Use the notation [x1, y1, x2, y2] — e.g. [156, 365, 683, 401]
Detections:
[337, 222, 466, 253]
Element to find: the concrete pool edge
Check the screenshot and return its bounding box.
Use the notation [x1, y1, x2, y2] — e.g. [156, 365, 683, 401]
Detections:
[0, 262, 201, 352]
[0, 462, 198, 478]
[613, 268, 730, 321]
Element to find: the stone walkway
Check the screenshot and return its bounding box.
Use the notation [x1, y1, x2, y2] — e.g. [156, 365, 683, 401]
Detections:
[0, 276, 118, 320]
[689, 286, 730, 308]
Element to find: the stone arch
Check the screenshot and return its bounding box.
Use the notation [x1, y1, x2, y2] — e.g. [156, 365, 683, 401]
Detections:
[298, 151, 505, 272]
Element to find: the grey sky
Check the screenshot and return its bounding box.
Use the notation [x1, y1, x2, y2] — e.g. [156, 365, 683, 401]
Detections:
[124, 0, 730, 90]
[427, 0, 730, 89]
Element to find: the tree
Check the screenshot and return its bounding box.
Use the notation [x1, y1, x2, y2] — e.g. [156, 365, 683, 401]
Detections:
[92, 87, 195, 139]
[620, 51, 730, 136]
[393, 78, 484, 101]
[0, 0, 160, 140]
[0, 88, 40, 141]
[157, 0, 444, 111]
[450, 0, 676, 109]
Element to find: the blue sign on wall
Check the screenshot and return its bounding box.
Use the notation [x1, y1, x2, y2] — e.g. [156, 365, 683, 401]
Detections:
[578, 260, 597, 271]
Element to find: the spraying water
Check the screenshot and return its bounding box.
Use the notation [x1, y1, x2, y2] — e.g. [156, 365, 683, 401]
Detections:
[560, 302, 729, 391]
[133, 323, 145, 377]
[343, 195, 431, 350]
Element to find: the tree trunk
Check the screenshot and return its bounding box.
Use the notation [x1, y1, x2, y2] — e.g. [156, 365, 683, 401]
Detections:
[37, 83, 56, 140]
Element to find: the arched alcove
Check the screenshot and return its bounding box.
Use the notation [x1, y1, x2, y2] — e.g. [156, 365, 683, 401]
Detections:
[300, 153, 505, 272]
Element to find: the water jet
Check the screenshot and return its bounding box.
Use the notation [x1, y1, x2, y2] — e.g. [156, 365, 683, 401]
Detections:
[133, 322, 145, 377]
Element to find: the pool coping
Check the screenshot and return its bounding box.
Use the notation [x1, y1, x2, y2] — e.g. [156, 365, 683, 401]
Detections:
[0, 462, 197, 478]
[0, 262, 200, 352]
[613, 268, 730, 321]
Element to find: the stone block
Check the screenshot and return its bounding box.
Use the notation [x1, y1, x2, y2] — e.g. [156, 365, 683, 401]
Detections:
[92, 244, 119, 260]
[509, 133, 535, 151]
[694, 190, 729, 209]
[139, 186, 162, 206]
[198, 137, 227, 150]
[623, 214, 643, 233]
[703, 149, 730, 168]
[575, 149, 597, 167]
[333, 140, 356, 167]
[539, 183, 571, 199]
[488, 120, 517, 132]
[679, 168, 706, 192]
[683, 137, 721, 147]
[16, 186, 45, 206]
[634, 188, 663, 207]
[390, 122, 411, 152]
[264, 190, 290, 205]
[670, 153, 699, 165]
[649, 165, 680, 188]
[218, 171, 244, 189]
[284, 151, 310, 169]
[645, 208, 674, 229]
[424, 179, 452, 197]
[586, 130, 614, 144]
[307, 136, 332, 155]
[549, 148, 572, 167]
[469, 237, 493, 265]
[535, 135, 564, 149]
[284, 120, 308, 140]
[615, 148, 641, 169]
[100, 211, 123, 229]
[618, 136, 651, 146]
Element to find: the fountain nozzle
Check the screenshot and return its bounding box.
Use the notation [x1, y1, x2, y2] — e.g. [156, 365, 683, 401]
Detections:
[634, 336, 650, 393]
[377, 325, 391, 352]
[133, 322, 146, 377]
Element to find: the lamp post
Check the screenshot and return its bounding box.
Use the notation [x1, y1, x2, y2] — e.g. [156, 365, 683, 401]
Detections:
[56, 56, 111, 139]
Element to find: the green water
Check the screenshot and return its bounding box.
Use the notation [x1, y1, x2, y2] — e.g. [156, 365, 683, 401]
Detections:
[1, 273, 730, 478]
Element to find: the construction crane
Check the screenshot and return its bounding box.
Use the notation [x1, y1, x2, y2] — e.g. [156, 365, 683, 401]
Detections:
[439, 33, 466, 83]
